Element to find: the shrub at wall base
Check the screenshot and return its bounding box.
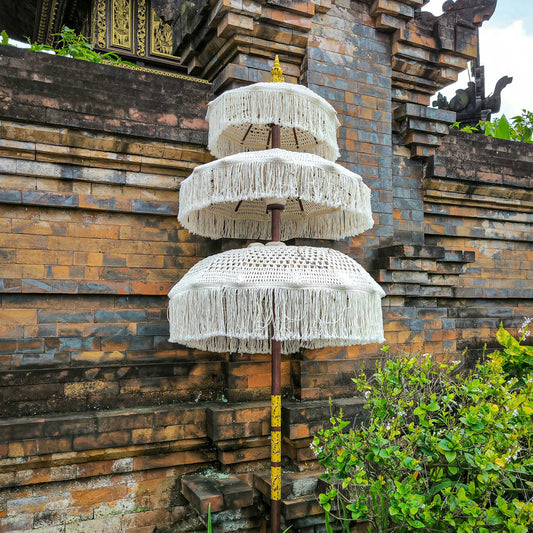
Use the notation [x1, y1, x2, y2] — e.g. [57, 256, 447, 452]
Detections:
[313, 324, 533, 532]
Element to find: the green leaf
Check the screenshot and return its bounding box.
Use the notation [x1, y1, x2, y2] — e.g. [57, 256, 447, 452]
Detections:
[457, 487, 468, 502]
[426, 401, 439, 411]
[429, 480, 453, 496]
[324, 510, 334, 533]
[318, 493, 330, 504]
[437, 438, 451, 451]
[496, 495, 508, 514]
[1, 30, 10, 46]
[445, 451, 457, 462]
[496, 324, 515, 348]
[493, 115, 512, 140]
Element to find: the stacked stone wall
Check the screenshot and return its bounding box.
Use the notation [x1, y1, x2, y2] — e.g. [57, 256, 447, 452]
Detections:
[0, 1, 532, 528]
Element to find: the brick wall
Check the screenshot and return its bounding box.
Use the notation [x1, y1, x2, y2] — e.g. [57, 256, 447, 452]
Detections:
[0, 46, 227, 417]
[0, 45, 226, 532]
[422, 130, 533, 358]
[1, 4, 533, 530]
[374, 129, 533, 359]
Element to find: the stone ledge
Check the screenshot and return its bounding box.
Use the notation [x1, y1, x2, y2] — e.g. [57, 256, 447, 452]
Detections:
[0, 46, 211, 144]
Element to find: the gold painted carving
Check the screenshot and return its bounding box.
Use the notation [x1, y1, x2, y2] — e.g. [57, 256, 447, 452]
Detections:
[37, 0, 52, 43]
[271, 430, 281, 463]
[37, 0, 60, 45]
[136, 0, 146, 56]
[270, 55, 285, 83]
[271, 394, 281, 427]
[112, 0, 132, 49]
[271, 466, 281, 500]
[150, 8, 173, 56]
[112, 61, 210, 84]
[96, 0, 107, 48]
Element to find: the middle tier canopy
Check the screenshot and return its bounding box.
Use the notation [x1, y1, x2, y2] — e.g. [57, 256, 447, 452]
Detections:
[178, 149, 374, 240]
[206, 82, 341, 161]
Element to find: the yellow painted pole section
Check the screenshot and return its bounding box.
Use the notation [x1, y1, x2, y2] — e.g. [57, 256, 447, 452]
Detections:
[271, 394, 282, 501]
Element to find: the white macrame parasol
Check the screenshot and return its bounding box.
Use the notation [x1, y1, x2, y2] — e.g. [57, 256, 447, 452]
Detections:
[178, 149, 374, 240]
[168, 243, 385, 354]
[169, 58, 385, 533]
[206, 82, 341, 161]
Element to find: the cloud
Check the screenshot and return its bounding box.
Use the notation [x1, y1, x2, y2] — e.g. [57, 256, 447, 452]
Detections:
[480, 20, 533, 117]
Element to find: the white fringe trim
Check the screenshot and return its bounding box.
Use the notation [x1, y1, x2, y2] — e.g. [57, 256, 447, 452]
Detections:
[206, 83, 341, 161]
[168, 287, 385, 354]
[178, 149, 373, 240]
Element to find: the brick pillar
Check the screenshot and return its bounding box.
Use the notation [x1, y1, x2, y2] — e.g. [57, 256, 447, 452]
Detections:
[171, 0, 331, 94]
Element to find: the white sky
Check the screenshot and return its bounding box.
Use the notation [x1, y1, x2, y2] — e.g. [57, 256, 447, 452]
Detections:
[424, 0, 533, 119]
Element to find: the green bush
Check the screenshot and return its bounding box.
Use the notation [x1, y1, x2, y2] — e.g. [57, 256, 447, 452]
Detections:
[313, 322, 533, 532]
[29, 26, 134, 65]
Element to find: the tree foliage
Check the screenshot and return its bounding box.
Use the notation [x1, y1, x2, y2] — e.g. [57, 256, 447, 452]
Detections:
[1, 27, 134, 66]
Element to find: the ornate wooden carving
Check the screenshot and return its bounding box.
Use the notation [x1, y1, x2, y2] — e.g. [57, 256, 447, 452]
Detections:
[91, 0, 181, 67]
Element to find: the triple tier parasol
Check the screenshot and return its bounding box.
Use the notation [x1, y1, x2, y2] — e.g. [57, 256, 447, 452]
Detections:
[169, 57, 385, 533]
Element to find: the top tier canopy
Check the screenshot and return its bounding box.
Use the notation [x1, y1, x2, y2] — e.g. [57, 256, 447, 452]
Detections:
[206, 82, 341, 161]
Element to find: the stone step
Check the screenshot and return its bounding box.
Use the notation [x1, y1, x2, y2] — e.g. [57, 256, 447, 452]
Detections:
[181, 474, 254, 515]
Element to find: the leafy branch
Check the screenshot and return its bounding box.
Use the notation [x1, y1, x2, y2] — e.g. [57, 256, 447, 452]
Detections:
[313, 325, 533, 532]
[451, 110, 533, 144]
[1, 26, 135, 67]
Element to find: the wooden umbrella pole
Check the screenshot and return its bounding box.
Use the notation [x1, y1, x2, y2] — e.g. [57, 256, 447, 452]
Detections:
[267, 123, 283, 533]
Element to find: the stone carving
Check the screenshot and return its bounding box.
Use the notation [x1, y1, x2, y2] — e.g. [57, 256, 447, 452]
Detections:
[433, 69, 513, 125]
[417, 0, 497, 51]
[151, 0, 204, 24]
[441, 0, 498, 26]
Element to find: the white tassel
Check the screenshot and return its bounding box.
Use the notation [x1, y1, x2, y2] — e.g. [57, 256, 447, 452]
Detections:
[206, 83, 341, 161]
[168, 287, 385, 355]
[178, 149, 373, 240]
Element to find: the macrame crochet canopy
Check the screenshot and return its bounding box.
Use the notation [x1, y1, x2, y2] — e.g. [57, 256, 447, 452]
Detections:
[168, 244, 385, 354]
[206, 82, 341, 161]
[178, 149, 374, 240]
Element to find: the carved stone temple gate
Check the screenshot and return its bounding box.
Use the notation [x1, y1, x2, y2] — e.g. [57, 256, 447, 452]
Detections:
[0, 0, 532, 531]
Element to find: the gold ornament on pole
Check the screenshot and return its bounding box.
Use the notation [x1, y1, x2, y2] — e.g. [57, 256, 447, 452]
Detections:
[269, 55, 285, 83]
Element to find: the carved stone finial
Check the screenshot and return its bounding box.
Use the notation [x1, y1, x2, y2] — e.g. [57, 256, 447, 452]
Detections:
[441, 0, 497, 26]
[433, 73, 513, 126]
[270, 55, 285, 83]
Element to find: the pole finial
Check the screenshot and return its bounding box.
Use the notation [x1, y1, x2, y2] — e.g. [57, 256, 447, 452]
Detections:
[270, 55, 285, 83]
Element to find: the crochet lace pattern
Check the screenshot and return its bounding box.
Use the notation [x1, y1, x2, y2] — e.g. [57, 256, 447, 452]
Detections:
[168, 244, 386, 354]
[206, 82, 341, 161]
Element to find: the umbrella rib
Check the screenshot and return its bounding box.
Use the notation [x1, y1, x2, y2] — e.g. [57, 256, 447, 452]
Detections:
[241, 124, 253, 144]
[234, 200, 243, 212]
[293, 127, 299, 149]
[298, 199, 304, 212]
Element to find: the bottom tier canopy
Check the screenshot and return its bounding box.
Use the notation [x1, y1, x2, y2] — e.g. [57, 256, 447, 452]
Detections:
[167, 243, 386, 354]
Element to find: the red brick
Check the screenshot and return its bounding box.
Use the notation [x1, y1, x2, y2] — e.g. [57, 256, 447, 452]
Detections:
[71, 484, 128, 507]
